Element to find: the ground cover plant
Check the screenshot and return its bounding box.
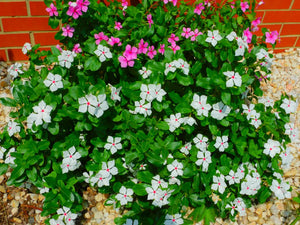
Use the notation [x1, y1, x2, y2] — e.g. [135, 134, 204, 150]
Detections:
[0, 0, 298, 224]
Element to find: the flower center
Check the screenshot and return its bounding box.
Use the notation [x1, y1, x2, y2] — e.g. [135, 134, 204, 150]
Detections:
[112, 143, 115, 146]
[52, 80, 56, 83]
[124, 194, 127, 197]
[219, 109, 222, 113]
[107, 168, 110, 172]
[218, 182, 221, 185]
[87, 102, 90, 105]
[232, 76, 235, 79]
[41, 109, 45, 112]
[203, 157, 206, 161]
[277, 186, 280, 189]
[174, 167, 178, 170]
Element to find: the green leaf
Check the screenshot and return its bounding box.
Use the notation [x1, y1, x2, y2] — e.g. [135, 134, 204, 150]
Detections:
[169, 92, 182, 104]
[7, 166, 26, 185]
[248, 139, 260, 158]
[133, 183, 148, 196]
[84, 56, 101, 71]
[176, 74, 194, 86]
[26, 167, 38, 182]
[221, 91, 231, 105]
[190, 61, 202, 75]
[0, 97, 17, 107]
[204, 207, 217, 225]
[258, 186, 272, 203]
[189, 205, 205, 222]
[0, 164, 8, 176]
[156, 121, 169, 130]
[48, 17, 59, 29]
[189, 194, 205, 207]
[153, 101, 163, 112]
[48, 122, 59, 135]
[137, 171, 153, 183]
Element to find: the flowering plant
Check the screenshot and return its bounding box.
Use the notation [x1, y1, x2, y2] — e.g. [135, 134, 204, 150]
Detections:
[0, 0, 298, 224]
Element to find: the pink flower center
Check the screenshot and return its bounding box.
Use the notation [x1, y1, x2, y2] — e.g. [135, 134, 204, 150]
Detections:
[172, 219, 176, 222]
[102, 51, 105, 54]
[219, 109, 222, 113]
[221, 142, 224, 145]
[52, 80, 56, 83]
[174, 167, 178, 170]
[203, 157, 206, 161]
[107, 168, 110, 172]
[232, 76, 235, 79]
[288, 105, 290, 107]
[67, 164, 70, 167]
[202, 107, 204, 110]
[70, 155, 72, 158]
[212, 36, 215, 39]
[200, 140, 202, 143]
[156, 91, 158, 95]
[218, 182, 221, 185]
[9, 127, 12, 130]
[41, 109, 45, 112]
[277, 186, 280, 189]
[232, 176, 234, 179]
[99, 177, 102, 180]
[112, 143, 115, 146]
[140, 105, 142, 108]
[153, 190, 156, 193]
[124, 194, 127, 197]
[87, 102, 90, 105]
[97, 103, 101, 107]
[175, 119, 178, 122]
[147, 91, 150, 94]
[64, 213, 67, 216]
[270, 148, 272, 151]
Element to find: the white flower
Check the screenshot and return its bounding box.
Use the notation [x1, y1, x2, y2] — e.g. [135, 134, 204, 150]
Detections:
[57, 206, 77, 224]
[123, 219, 139, 225]
[110, 85, 121, 101]
[94, 44, 112, 62]
[164, 62, 177, 75]
[167, 160, 183, 177]
[258, 97, 274, 108]
[134, 99, 152, 117]
[193, 133, 209, 150]
[164, 214, 184, 225]
[249, 114, 261, 129]
[211, 102, 231, 120]
[31, 100, 53, 126]
[152, 189, 172, 208]
[104, 136, 122, 154]
[94, 94, 109, 118]
[58, 50, 76, 68]
[116, 186, 134, 205]
[49, 218, 65, 225]
[270, 179, 291, 200]
[0, 147, 6, 159]
[226, 31, 238, 41]
[280, 147, 293, 170]
[150, 84, 166, 102]
[140, 84, 155, 102]
[83, 171, 94, 183]
[44, 73, 63, 92]
[139, 67, 152, 79]
[151, 175, 168, 190]
[233, 198, 247, 216]
[263, 139, 281, 158]
[139, 164, 147, 170]
[22, 42, 32, 54]
[90, 170, 111, 187]
[284, 123, 298, 142]
[195, 150, 212, 172]
[223, 71, 242, 87]
[168, 176, 181, 185]
[211, 175, 227, 194]
[63, 146, 81, 161]
[235, 39, 248, 56]
[226, 202, 237, 216]
[214, 136, 229, 152]
[240, 174, 261, 196]
[180, 142, 191, 155]
[191, 94, 211, 117]
[78, 94, 97, 115]
[61, 157, 81, 173]
[102, 160, 118, 175]
[182, 116, 197, 126]
[173, 58, 189, 75]
[7, 121, 20, 136]
[256, 48, 269, 60]
[242, 104, 256, 120]
[205, 30, 222, 46]
[146, 186, 159, 200]
[280, 98, 297, 114]
[225, 170, 241, 185]
[7, 63, 23, 78]
[39, 186, 50, 194]
[4, 148, 16, 164]
[165, 113, 184, 132]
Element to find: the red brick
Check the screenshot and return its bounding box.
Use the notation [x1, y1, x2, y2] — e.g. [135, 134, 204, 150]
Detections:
[295, 37, 300, 47]
[0, 50, 7, 61]
[0, 2, 27, 16]
[30, 1, 49, 16]
[281, 24, 300, 35]
[272, 48, 287, 53]
[255, 11, 265, 20]
[34, 32, 60, 46]
[2, 17, 59, 32]
[274, 36, 297, 48]
[259, 0, 292, 9]
[7, 48, 30, 61]
[0, 33, 31, 48]
[292, 0, 300, 9]
[255, 24, 282, 36]
[263, 11, 300, 23]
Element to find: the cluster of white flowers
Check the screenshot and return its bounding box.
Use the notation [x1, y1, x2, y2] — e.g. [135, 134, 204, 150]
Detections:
[167, 160, 183, 178]
[49, 206, 78, 225]
[164, 214, 184, 225]
[138, 67, 152, 79]
[146, 175, 173, 207]
[1, 147, 16, 165]
[7, 120, 20, 137]
[242, 104, 261, 128]
[270, 174, 291, 200]
[223, 71, 242, 88]
[226, 31, 249, 56]
[27, 100, 53, 130]
[44, 73, 64, 92]
[226, 197, 247, 216]
[94, 44, 112, 62]
[109, 84, 122, 101]
[61, 146, 81, 173]
[87, 160, 118, 187]
[256, 48, 273, 70]
[116, 186, 134, 205]
[239, 164, 261, 196]
[164, 58, 190, 75]
[104, 136, 122, 154]
[140, 84, 166, 102]
[58, 50, 76, 68]
[7, 63, 24, 79]
[205, 30, 222, 46]
[78, 94, 109, 118]
[280, 147, 294, 170]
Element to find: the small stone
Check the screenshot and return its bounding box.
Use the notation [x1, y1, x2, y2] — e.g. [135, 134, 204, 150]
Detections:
[12, 217, 22, 224]
[0, 185, 5, 193]
[95, 193, 103, 202]
[11, 199, 19, 208]
[256, 207, 263, 216]
[96, 202, 104, 211]
[248, 216, 258, 222]
[248, 222, 256, 225]
[11, 207, 18, 215]
[84, 212, 91, 219]
[275, 201, 285, 211]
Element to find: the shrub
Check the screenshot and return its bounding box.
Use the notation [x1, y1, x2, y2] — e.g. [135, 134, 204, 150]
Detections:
[0, 0, 298, 224]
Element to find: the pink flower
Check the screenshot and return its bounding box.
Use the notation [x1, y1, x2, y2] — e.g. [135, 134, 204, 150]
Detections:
[168, 33, 179, 44]
[251, 17, 261, 31]
[124, 45, 138, 60]
[158, 44, 165, 55]
[194, 3, 205, 15]
[230, 2, 235, 9]
[108, 37, 122, 46]
[164, 0, 177, 6]
[56, 44, 62, 52]
[243, 28, 252, 43]
[62, 25, 75, 38]
[119, 55, 134, 68]
[190, 29, 202, 41]
[169, 42, 180, 54]
[240, 1, 249, 12]
[147, 14, 154, 28]
[94, 32, 109, 45]
[147, 46, 157, 59]
[76, 0, 90, 12]
[138, 39, 148, 54]
[72, 43, 82, 53]
[265, 31, 279, 44]
[114, 21, 122, 30]
[67, 1, 82, 19]
[122, 0, 128, 9]
[46, 3, 58, 17]
[181, 27, 192, 38]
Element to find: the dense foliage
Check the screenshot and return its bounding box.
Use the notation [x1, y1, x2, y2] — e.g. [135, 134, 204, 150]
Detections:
[0, 0, 298, 224]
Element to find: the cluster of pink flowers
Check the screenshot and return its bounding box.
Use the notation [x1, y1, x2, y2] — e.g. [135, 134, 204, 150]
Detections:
[181, 27, 203, 42]
[119, 45, 138, 68]
[46, 3, 58, 17]
[94, 32, 122, 46]
[163, 0, 177, 6]
[265, 30, 279, 44]
[251, 17, 261, 32]
[147, 14, 154, 28]
[67, 0, 90, 19]
[194, 3, 205, 15]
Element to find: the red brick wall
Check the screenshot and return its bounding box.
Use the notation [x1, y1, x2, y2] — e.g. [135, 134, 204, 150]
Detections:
[0, 0, 299, 62]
